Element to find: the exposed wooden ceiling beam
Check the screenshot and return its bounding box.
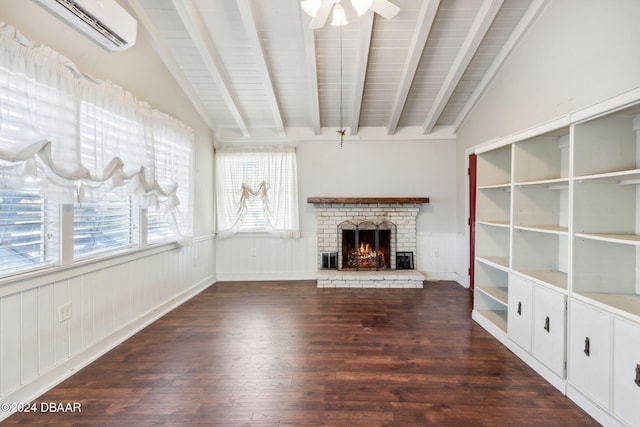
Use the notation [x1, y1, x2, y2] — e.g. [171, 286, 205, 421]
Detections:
[171, 0, 250, 137]
[300, 11, 322, 135]
[452, 0, 550, 132]
[213, 125, 455, 145]
[125, 0, 216, 131]
[236, 0, 285, 137]
[422, 0, 503, 134]
[350, 10, 374, 136]
[386, 0, 440, 135]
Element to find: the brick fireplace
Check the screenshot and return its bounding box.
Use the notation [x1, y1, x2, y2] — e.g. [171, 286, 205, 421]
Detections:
[308, 197, 429, 288]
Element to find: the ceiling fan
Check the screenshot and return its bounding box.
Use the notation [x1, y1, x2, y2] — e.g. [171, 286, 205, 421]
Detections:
[301, 0, 400, 29]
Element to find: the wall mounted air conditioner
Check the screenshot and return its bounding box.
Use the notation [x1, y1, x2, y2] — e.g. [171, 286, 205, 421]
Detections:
[34, 0, 137, 51]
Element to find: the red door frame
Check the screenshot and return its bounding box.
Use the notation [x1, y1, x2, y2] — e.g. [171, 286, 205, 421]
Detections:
[468, 153, 477, 291]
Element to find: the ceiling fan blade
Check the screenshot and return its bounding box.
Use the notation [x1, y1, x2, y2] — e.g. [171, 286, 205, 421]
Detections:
[309, 1, 334, 29]
[370, 0, 400, 19]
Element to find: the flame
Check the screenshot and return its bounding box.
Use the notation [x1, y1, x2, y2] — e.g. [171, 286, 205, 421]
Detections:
[358, 242, 372, 254]
[348, 240, 386, 268]
[357, 242, 384, 261]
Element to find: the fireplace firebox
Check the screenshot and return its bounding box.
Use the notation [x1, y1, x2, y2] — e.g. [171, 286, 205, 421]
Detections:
[338, 221, 395, 270]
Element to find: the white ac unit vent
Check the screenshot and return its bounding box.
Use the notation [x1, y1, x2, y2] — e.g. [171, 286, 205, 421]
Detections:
[35, 0, 137, 51]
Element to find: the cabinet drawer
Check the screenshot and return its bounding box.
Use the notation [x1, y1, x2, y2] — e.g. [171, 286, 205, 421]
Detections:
[508, 275, 533, 352]
[532, 286, 566, 377]
[613, 317, 640, 426]
[568, 300, 611, 410]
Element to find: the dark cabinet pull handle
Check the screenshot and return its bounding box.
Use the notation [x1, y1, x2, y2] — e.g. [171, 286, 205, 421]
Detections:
[584, 337, 590, 356]
[635, 364, 640, 387]
[544, 316, 550, 332]
[517, 301, 522, 315]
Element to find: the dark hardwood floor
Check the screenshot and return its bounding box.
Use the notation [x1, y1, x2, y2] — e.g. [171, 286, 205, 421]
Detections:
[5, 281, 598, 426]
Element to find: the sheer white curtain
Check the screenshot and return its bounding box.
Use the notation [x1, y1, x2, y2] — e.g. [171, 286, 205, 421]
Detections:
[215, 147, 299, 238]
[151, 111, 194, 244]
[0, 23, 83, 202]
[77, 79, 150, 201]
[0, 23, 194, 243]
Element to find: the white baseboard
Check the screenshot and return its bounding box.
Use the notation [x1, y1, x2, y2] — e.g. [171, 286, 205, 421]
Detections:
[422, 271, 456, 281]
[566, 385, 623, 427]
[454, 272, 470, 288]
[214, 272, 318, 282]
[0, 276, 214, 421]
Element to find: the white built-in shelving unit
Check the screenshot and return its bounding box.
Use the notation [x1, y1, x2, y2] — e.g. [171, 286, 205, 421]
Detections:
[474, 145, 512, 333]
[472, 93, 640, 427]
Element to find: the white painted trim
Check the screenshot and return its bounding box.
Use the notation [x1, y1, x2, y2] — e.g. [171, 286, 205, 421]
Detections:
[455, 272, 470, 288]
[472, 309, 508, 341]
[566, 385, 624, 427]
[126, 0, 216, 131]
[452, 0, 551, 133]
[474, 135, 513, 154]
[386, 0, 440, 135]
[213, 125, 456, 145]
[570, 86, 640, 124]
[236, 0, 285, 136]
[472, 85, 640, 156]
[509, 116, 571, 142]
[172, 0, 250, 136]
[350, 11, 374, 136]
[0, 276, 213, 422]
[0, 243, 176, 297]
[0, 235, 216, 298]
[423, 0, 504, 134]
[215, 273, 318, 282]
[503, 334, 567, 394]
[300, 10, 321, 135]
[423, 272, 457, 282]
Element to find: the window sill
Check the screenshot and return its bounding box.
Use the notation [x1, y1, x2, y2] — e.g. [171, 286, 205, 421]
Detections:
[0, 241, 180, 293]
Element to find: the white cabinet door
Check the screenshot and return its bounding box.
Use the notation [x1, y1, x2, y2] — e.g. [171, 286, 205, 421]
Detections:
[568, 299, 611, 411]
[532, 286, 566, 377]
[613, 317, 640, 427]
[508, 275, 533, 352]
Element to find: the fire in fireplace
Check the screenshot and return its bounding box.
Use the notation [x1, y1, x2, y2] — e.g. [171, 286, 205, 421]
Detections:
[339, 221, 394, 270]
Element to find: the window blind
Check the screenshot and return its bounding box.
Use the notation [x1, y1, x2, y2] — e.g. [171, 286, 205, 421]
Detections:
[147, 205, 174, 244]
[0, 188, 57, 275]
[73, 195, 136, 260]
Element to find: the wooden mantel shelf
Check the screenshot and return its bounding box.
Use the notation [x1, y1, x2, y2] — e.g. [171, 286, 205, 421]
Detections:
[307, 197, 429, 204]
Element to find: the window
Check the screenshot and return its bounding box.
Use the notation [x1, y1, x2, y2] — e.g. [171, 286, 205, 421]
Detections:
[147, 205, 174, 244]
[215, 148, 299, 237]
[73, 195, 136, 260]
[0, 24, 194, 277]
[0, 188, 57, 275]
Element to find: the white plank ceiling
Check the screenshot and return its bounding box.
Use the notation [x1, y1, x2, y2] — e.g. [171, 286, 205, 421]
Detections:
[125, 0, 548, 143]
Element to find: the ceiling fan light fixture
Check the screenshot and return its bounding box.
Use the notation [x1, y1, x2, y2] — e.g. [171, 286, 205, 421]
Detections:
[301, 0, 322, 17]
[331, 4, 348, 26]
[350, 0, 373, 16]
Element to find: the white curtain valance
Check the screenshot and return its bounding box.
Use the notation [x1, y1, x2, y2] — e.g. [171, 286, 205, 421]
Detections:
[0, 23, 193, 243]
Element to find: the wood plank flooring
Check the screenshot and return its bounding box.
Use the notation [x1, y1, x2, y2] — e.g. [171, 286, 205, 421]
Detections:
[5, 281, 598, 426]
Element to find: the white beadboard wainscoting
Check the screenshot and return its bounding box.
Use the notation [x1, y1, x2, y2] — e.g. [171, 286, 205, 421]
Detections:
[416, 232, 461, 282]
[215, 232, 462, 284]
[215, 233, 318, 281]
[0, 236, 215, 419]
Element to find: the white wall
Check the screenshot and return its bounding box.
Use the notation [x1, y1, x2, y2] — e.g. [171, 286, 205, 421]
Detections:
[455, 0, 640, 278]
[296, 139, 456, 232]
[216, 139, 461, 281]
[0, 0, 216, 413]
